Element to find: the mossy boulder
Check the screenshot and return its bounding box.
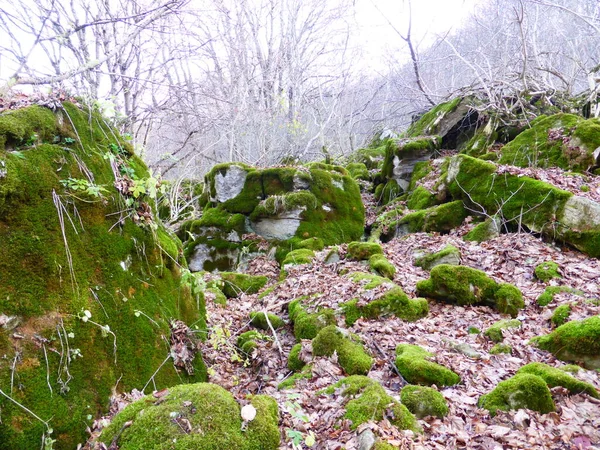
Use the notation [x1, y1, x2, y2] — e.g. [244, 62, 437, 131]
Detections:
[236, 330, 266, 355]
[0, 104, 206, 449]
[312, 326, 373, 375]
[413, 245, 461, 271]
[346, 162, 370, 180]
[287, 343, 306, 372]
[219, 272, 268, 298]
[249, 312, 285, 330]
[288, 298, 336, 340]
[281, 248, 315, 268]
[400, 385, 449, 418]
[445, 154, 600, 257]
[395, 344, 460, 387]
[484, 319, 522, 343]
[551, 304, 572, 326]
[347, 241, 383, 260]
[517, 362, 598, 398]
[298, 237, 324, 251]
[368, 254, 396, 279]
[531, 316, 600, 369]
[183, 163, 364, 270]
[97, 383, 279, 449]
[536, 286, 583, 307]
[463, 217, 502, 242]
[478, 374, 555, 416]
[498, 113, 600, 172]
[330, 376, 420, 432]
[416, 264, 524, 317]
[534, 261, 561, 282]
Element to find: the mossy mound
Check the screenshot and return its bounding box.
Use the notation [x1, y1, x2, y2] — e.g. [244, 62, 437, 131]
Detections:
[249, 312, 285, 330]
[278, 366, 312, 390]
[236, 330, 267, 355]
[446, 154, 600, 257]
[551, 304, 572, 326]
[413, 245, 461, 271]
[478, 374, 555, 416]
[531, 316, 600, 369]
[288, 298, 336, 340]
[498, 113, 600, 172]
[219, 272, 268, 298]
[97, 383, 279, 449]
[463, 217, 501, 242]
[536, 286, 583, 307]
[312, 326, 373, 375]
[484, 319, 521, 343]
[516, 362, 599, 398]
[368, 254, 396, 279]
[395, 344, 460, 387]
[298, 237, 325, 251]
[281, 248, 315, 267]
[416, 264, 524, 317]
[0, 104, 206, 449]
[347, 241, 383, 260]
[183, 162, 365, 270]
[346, 162, 370, 180]
[287, 343, 306, 372]
[400, 385, 449, 419]
[490, 343, 512, 355]
[534, 261, 562, 282]
[330, 376, 420, 432]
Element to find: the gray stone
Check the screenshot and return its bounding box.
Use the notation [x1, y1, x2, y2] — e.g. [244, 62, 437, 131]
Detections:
[188, 243, 212, 272]
[250, 208, 304, 240]
[560, 196, 600, 230]
[357, 429, 377, 450]
[214, 165, 247, 202]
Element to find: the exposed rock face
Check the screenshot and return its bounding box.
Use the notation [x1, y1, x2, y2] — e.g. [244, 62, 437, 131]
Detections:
[0, 104, 206, 449]
[213, 164, 248, 202]
[250, 208, 304, 240]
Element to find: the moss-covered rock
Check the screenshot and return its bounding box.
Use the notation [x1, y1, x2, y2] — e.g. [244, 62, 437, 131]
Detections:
[551, 304, 572, 326]
[278, 366, 312, 390]
[347, 241, 383, 260]
[484, 319, 522, 343]
[531, 316, 600, 369]
[536, 286, 583, 307]
[400, 385, 449, 418]
[534, 261, 562, 282]
[220, 272, 268, 298]
[298, 237, 325, 251]
[346, 162, 370, 181]
[490, 343, 512, 355]
[312, 326, 373, 375]
[416, 264, 524, 317]
[236, 330, 266, 355]
[478, 374, 555, 416]
[463, 217, 502, 242]
[395, 344, 460, 387]
[249, 312, 285, 330]
[288, 298, 336, 340]
[330, 376, 419, 432]
[97, 383, 279, 449]
[281, 248, 316, 268]
[287, 343, 306, 372]
[498, 113, 600, 172]
[368, 254, 396, 279]
[413, 245, 461, 271]
[516, 362, 599, 398]
[0, 104, 206, 449]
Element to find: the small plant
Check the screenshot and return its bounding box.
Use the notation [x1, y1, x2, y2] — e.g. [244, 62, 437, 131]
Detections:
[60, 178, 108, 199]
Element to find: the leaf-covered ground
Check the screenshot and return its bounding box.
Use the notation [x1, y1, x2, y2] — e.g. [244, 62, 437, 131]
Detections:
[88, 168, 600, 450]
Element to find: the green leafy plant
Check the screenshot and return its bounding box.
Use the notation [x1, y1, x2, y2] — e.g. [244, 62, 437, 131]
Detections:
[60, 177, 108, 199]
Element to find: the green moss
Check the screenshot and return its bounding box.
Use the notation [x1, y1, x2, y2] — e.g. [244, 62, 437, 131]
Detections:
[468, 326, 481, 334]
[490, 343, 512, 354]
[484, 319, 521, 343]
[499, 114, 600, 172]
[517, 362, 599, 398]
[249, 312, 285, 330]
[400, 385, 449, 418]
[281, 249, 315, 267]
[536, 286, 584, 307]
[531, 316, 600, 369]
[287, 343, 305, 372]
[298, 237, 324, 251]
[288, 299, 336, 340]
[368, 254, 396, 279]
[373, 443, 397, 450]
[98, 383, 279, 449]
[407, 160, 433, 192]
[463, 217, 501, 242]
[551, 304, 572, 326]
[413, 245, 460, 271]
[205, 287, 227, 306]
[406, 185, 438, 210]
[219, 272, 268, 298]
[348, 272, 392, 290]
[237, 330, 264, 350]
[346, 162, 370, 180]
[312, 326, 373, 375]
[405, 97, 462, 137]
[0, 103, 206, 449]
[347, 241, 383, 260]
[395, 344, 460, 386]
[376, 179, 402, 205]
[277, 366, 312, 390]
[478, 374, 555, 416]
[188, 207, 246, 234]
[417, 264, 524, 317]
[332, 376, 419, 432]
[394, 201, 468, 236]
[534, 261, 561, 282]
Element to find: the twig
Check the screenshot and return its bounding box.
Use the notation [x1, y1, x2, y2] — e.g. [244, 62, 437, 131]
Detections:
[371, 340, 407, 387]
[142, 355, 171, 394]
[262, 310, 284, 358]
